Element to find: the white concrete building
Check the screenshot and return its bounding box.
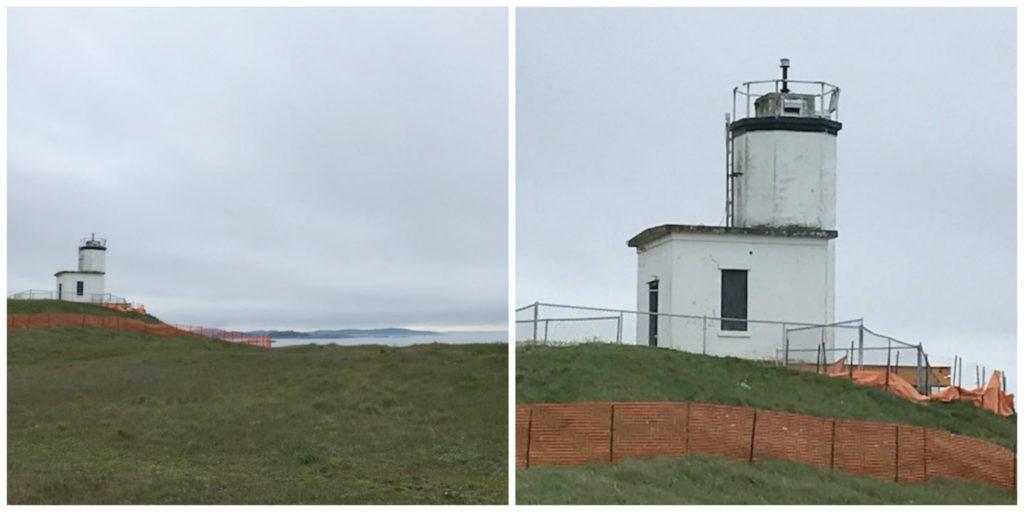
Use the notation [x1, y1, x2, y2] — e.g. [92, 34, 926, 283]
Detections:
[55, 234, 107, 302]
[629, 60, 841, 360]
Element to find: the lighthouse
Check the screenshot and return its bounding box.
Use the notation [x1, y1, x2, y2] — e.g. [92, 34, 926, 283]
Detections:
[55, 234, 107, 302]
[628, 60, 840, 360]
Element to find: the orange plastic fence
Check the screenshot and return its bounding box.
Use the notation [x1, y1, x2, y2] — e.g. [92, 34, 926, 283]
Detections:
[8, 313, 271, 349]
[516, 401, 1016, 490]
[823, 356, 1015, 416]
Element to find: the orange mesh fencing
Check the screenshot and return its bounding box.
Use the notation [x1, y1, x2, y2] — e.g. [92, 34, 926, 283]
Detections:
[528, 403, 612, 467]
[688, 403, 756, 461]
[516, 401, 1015, 490]
[897, 424, 927, 483]
[516, 405, 531, 469]
[8, 313, 271, 349]
[927, 429, 1016, 489]
[752, 409, 833, 469]
[834, 418, 897, 481]
[611, 401, 689, 463]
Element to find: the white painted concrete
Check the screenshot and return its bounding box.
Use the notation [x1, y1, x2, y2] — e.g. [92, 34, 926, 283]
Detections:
[78, 247, 106, 273]
[55, 272, 105, 302]
[733, 129, 837, 230]
[634, 231, 835, 361]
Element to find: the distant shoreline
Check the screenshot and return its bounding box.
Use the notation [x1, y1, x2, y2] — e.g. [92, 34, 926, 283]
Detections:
[269, 330, 508, 347]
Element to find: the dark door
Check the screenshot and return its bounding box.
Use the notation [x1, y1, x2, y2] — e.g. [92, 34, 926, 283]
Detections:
[648, 280, 659, 347]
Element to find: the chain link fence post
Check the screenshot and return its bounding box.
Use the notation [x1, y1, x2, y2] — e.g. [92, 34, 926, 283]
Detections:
[702, 316, 708, 355]
[857, 323, 865, 370]
[531, 301, 539, 344]
[616, 312, 623, 344]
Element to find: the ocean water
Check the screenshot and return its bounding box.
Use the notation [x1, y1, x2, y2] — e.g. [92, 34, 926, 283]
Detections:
[271, 330, 508, 348]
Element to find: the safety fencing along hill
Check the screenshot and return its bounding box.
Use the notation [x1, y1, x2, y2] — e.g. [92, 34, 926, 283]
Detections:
[515, 401, 1015, 490]
[7, 313, 271, 349]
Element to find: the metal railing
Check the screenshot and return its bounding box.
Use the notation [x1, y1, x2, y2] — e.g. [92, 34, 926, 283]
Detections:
[86, 293, 129, 305]
[733, 78, 840, 121]
[80, 235, 106, 248]
[9, 289, 54, 300]
[10, 289, 133, 306]
[517, 301, 944, 393]
[781, 322, 932, 393]
[515, 301, 854, 361]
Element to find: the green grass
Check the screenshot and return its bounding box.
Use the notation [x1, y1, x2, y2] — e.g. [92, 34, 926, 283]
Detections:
[8, 299, 162, 324]
[8, 327, 507, 504]
[517, 455, 1015, 505]
[517, 343, 1015, 449]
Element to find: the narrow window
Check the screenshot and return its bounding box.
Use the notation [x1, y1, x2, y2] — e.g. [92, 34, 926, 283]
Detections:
[648, 280, 659, 347]
[721, 270, 748, 331]
[76, 281, 84, 296]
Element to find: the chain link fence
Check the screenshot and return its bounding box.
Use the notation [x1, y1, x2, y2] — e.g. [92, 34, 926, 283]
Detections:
[10, 289, 134, 306]
[516, 302, 846, 362]
[516, 302, 947, 393]
[930, 354, 1009, 394]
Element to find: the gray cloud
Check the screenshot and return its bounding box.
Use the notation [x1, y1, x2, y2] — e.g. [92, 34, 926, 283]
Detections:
[8, 8, 508, 331]
[516, 9, 1015, 385]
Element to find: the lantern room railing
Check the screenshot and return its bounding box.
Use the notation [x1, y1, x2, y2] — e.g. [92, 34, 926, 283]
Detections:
[80, 236, 107, 248]
[732, 78, 841, 122]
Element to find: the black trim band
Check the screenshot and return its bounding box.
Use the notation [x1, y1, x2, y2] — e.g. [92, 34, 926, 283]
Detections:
[730, 116, 842, 137]
[79, 246, 107, 251]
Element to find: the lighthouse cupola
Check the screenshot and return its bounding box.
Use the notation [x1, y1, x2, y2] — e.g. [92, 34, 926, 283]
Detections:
[726, 59, 842, 230]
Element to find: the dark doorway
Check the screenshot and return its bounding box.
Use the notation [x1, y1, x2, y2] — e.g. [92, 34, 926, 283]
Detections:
[648, 280, 659, 346]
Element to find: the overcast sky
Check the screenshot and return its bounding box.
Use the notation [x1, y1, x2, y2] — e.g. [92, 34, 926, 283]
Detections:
[517, 8, 1016, 385]
[8, 8, 507, 332]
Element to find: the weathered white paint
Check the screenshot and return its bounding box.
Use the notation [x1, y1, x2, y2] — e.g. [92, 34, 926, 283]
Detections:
[634, 231, 835, 361]
[733, 129, 837, 230]
[55, 272, 105, 302]
[78, 247, 106, 273]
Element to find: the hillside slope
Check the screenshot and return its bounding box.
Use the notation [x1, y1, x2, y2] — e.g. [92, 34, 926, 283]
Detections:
[9, 326, 507, 504]
[8, 299, 161, 324]
[517, 343, 1014, 449]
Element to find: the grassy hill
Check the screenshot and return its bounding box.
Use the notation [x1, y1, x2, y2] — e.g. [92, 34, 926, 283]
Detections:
[516, 343, 1016, 505]
[518, 455, 1015, 505]
[517, 343, 1014, 449]
[8, 299, 162, 324]
[8, 314, 507, 504]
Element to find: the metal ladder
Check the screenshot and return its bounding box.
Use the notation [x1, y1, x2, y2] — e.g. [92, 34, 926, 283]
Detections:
[725, 114, 736, 227]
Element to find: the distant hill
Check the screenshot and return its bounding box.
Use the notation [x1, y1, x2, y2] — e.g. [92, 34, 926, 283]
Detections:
[242, 328, 441, 339]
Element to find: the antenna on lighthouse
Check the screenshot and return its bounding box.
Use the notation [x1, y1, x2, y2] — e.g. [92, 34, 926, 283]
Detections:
[780, 58, 791, 93]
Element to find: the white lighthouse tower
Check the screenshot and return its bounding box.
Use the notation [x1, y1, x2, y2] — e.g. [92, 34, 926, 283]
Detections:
[55, 234, 107, 302]
[729, 58, 841, 230]
[629, 60, 840, 360]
